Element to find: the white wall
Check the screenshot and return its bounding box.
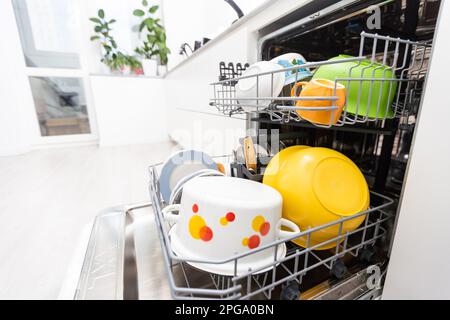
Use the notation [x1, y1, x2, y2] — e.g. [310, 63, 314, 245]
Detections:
[0, 0, 39, 156]
[90, 76, 168, 147]
[163, 0, 267, 70]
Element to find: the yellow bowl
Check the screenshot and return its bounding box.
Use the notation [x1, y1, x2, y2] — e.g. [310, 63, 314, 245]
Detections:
[263, 146, 369, 250]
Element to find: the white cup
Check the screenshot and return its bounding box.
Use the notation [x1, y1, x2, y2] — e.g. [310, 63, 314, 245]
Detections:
[270, 52, 312, 85]
[235, 61, 285, 112]
[163, 176, 300, 275]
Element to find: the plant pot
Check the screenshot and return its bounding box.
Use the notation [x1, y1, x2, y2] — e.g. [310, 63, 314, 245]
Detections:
[120, 65, 131, 75]
[132, 67, 144, 75]
[142, 59, 158, 76]
[158, 65, 167, 76]
[110, 67, 122, 75]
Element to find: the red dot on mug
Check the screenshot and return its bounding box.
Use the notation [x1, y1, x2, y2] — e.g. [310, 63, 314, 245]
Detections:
[226, 212, 235, 222]
[260, 222, 270, 236]
[199, 226, 213, 241]
[192, 204, 198, 213]
[248, 235, 260, 249]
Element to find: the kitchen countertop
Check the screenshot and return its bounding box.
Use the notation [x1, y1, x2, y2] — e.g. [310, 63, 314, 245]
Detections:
[165, 0, 274, 77]
[89, 73, 164, 79]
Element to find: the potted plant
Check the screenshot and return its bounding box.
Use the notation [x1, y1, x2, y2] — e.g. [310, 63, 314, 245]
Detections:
[133, 0, 170, 76]
[90, 9, 136, 75]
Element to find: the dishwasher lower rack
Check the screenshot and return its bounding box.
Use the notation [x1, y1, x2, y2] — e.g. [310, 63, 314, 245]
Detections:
[210, 32, 431, 128]
[148, 164, 394, 300]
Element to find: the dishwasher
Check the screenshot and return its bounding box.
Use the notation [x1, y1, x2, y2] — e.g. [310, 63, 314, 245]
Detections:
[75, 0, 442, 300]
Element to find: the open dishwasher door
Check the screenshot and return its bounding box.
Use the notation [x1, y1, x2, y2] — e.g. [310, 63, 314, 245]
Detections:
[73, 203, 174, 300]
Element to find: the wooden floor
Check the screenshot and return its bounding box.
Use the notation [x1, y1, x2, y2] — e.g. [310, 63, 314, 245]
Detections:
[0, 142, 177, 299]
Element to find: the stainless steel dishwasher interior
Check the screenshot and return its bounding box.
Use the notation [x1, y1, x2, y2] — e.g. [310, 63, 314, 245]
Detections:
[75, 203, 172, 300]
[75, 203, 229, 299]
[123, 206, 141, 300]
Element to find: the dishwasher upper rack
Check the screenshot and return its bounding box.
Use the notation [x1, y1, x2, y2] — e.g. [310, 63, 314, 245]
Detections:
[148, 161, 394, 300]
[209, 32, 432, 128]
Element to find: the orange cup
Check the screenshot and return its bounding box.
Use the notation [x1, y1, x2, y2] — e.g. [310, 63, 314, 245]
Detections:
[290, 79, 346, 125]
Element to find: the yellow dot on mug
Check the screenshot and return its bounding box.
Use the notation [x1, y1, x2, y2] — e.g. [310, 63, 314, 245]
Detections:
[252, 215, 265, 232]
[220, 217, 228, 226]
[216, 162, 226, 175]
[189, 215, 206, 239]
[242, 237, 249, 246]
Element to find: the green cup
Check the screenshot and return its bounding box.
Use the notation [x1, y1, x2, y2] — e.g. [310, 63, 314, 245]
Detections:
[312, 55, 397, 119]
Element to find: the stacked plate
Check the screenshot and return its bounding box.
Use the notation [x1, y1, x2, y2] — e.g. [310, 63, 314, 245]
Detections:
[169, 168, 224, 205]
[159, 150, 223, 204]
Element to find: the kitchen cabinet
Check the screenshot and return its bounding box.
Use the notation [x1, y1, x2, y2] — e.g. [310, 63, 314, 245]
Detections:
[382, 0, 450, 299]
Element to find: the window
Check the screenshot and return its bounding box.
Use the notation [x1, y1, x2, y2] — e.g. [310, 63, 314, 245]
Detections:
[29, 77, 90, 136]
[12, 0, 96, 140]
[13, 0, 81, 69]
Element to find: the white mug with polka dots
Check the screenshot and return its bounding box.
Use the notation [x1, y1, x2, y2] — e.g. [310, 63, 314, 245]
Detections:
[162, 176, 300, 276]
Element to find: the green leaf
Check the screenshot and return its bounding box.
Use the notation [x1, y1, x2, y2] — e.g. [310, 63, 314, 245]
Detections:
[90, 17, 101, 23]
[90, 35, 100, 41]
[98, 9, 105, 18]
[94, 26, 102, 32]
[133, 9, 145, 17]
[142, 0, 148, 6]
[139, 21, 147, 32]
[145, 18, 154, 29]
[149, 5, 159, 13]
[111, 40, 117, 49]
[109, 19, 116, 24]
